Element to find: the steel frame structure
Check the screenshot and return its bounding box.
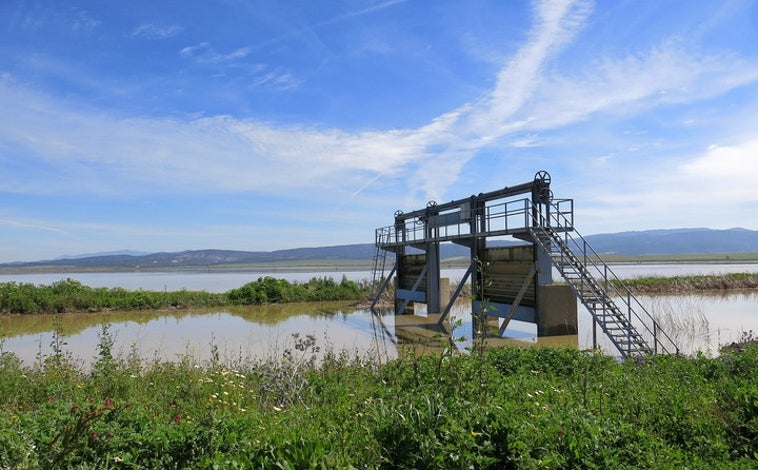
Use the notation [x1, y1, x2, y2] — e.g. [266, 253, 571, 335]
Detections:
[372, 171, 559, 322]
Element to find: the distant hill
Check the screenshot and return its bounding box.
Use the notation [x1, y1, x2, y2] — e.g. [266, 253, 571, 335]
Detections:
[7, 244, 379, 270]
[584, 228, 758, 256]
[1, 228, 756, 271]
[55, 250, 150, 260]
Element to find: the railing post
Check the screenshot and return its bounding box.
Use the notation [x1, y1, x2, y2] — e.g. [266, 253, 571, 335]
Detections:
[592, 318, 597, 350]
[653, 321, 658, 354]
[524, 199, 530, 228]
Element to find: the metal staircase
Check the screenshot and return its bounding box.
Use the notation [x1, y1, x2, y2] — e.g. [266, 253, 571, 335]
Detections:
[528, 206, 679, 358]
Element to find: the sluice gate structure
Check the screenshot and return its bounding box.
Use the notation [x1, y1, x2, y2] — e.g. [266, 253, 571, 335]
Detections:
[370, 171, 679, 358]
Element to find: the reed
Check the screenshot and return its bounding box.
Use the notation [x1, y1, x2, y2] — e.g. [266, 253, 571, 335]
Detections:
[618, 273, 758, 294]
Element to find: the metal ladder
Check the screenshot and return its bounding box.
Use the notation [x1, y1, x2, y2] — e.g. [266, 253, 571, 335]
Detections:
[528, 216, 679, 358]
[370, 227, 393, 300]
[371, 245, 388, 293]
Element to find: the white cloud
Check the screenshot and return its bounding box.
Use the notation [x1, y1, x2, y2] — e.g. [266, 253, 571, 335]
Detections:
[1, 0, 756, 216]
[678, 140, 758, 203]
[571, 137, 758, 234]
[525, 42, 758, 131]
[0, 217, 67, 235]
[179, 43, 252, 63]
[132, 23, 183, 39]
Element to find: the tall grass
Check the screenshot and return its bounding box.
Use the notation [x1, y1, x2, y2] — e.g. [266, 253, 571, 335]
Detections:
[649, 297, 712, 353]
[0, 329, 756, 468]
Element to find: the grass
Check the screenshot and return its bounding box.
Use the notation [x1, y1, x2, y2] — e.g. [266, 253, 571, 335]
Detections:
[0, 327, 756, 469]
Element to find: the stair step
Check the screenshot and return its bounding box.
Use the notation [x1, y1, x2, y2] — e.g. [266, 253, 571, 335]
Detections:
[529, 225, 677, 358]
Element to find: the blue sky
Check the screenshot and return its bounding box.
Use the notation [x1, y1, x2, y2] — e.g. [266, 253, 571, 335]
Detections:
[1, 0, 757, 262]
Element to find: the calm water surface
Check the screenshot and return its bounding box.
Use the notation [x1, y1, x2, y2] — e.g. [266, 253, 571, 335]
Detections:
[1, 264, 756, 366]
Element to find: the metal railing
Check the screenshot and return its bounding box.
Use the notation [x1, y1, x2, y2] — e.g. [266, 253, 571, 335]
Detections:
[532, 201, 679, 356]
[375, 197, 575, 248]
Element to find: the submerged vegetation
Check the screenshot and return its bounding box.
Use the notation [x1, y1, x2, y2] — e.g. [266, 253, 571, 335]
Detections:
[0, 277, 368, 315]
[0, 329, 756, 468]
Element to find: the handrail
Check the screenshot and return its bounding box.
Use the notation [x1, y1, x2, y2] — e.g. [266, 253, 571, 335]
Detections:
[534, 201, 679, 355]
[375, 197, 576, 247]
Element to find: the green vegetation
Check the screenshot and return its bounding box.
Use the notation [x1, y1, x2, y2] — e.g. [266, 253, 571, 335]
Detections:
[0, 328, 756, 468]
[1, 271, 757, 315]
[618, 272, 758, 294]
[0, 277, 368, 315]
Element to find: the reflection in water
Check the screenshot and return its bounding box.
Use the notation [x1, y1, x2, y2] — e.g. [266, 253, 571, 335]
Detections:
[578, 291, 758, 356]
[0, 291, 756, 367]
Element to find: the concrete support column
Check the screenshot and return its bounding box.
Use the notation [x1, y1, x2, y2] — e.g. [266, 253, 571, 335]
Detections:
[536, 285, 578, 336]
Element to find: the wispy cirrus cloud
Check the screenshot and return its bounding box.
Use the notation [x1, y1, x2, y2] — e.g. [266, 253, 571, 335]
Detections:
[132, 23, 183, 39]
[179, 42, 252, 63]
[1, 0, 756, 211]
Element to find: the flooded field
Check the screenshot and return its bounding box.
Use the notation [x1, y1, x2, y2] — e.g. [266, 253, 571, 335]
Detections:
[1, 291, 756, 368]
[0, 264, 756, 366]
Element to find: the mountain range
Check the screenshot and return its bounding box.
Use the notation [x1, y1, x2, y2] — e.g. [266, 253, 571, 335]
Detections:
[1, 228, 756, 270]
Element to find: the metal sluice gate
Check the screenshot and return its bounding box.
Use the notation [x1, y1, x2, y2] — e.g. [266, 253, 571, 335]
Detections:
[370, 171, 679, 358]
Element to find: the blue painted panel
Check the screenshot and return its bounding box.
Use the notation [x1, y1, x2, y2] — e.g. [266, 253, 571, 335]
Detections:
[397, 289, 426, 303]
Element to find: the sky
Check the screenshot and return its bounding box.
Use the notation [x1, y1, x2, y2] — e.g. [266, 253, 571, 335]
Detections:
[1, 0, 757, 263]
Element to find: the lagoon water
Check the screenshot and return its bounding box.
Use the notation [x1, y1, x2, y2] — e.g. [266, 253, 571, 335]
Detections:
[1, 264, 758, 292]
[1, 264, 757, 366]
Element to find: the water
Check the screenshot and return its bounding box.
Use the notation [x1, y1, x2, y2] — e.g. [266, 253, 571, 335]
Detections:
[0, 264, 756, 366]
[1, 264, 756, 291]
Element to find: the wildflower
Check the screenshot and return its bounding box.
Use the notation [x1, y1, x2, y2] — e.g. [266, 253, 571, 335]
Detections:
[173, 414, 181, 423]
[90, 432, 99, 439]
[104, 398, 113, 408]
[114, 456, 123, 463]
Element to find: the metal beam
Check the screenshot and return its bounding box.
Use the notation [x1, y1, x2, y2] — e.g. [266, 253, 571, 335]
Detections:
[369, 263, 397, 311]
[498, 262, 538, 336]
[397, 264, 428, 314]
[437, 261, 475, 326]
